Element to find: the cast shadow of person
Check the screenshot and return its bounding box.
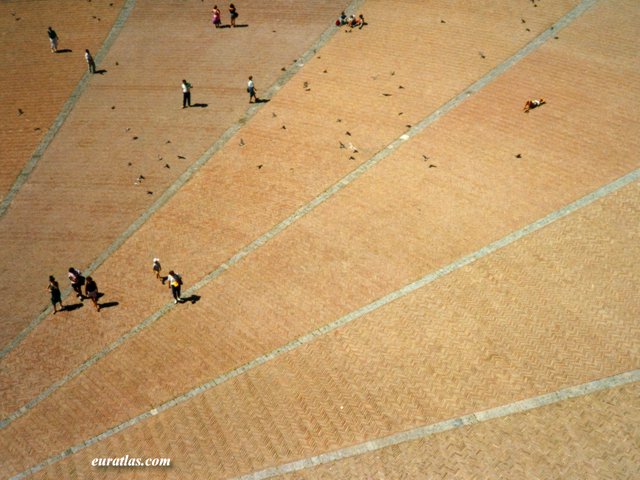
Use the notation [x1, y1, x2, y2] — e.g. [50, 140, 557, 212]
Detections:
[56, 49, 73, 53]
[181, 295, 201, 305]
[61, 302, 84, 312]
[191, 103, 208, 108]
[94, 69, 107, 75]
[98, 301, 119, 310]
[255, 98, 270, 104]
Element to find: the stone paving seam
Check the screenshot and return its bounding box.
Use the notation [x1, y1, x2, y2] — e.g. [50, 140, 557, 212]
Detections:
[0, 0, 366, 360]
[0, 0, 607, 432]
[232, 370, 640, 480]
[9, 166, 639, 478]
[0, 0, 138, 218]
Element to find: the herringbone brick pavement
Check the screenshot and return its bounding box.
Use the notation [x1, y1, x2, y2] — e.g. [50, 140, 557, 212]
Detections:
[19, 175, 640, 478]
[279, 383, 640, 480]
[0, 0, 125, 200]
[0, 0, 349, 349]
[2, 0, 639, 478]
[0, 0, 586, 418]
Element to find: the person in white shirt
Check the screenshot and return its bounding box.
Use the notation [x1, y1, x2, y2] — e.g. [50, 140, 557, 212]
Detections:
[181, 80, 192, 108]
[247, 76, 258, 103]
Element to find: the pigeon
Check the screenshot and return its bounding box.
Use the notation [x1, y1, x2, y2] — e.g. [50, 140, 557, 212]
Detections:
[406, 124, 412, 128]
[281, 67, 286, 71]
[323, 69, 328, 73]
[303, 81, 309, 88]
[132, 136, 138, 140]
[382, 93, 392, 97]
[390, 71, 395, 76]
[399, 85, 405, 89]
[177, 155, 186, 159]
[34, 127, 41, 131]
[137, 175, 145, 182]
[125, 127, 131, 132]
[165, 163, 171, 168]
[349, 156, 355, 160]
[422, 155, 429, 161]
[111, 106, 116, 109]
[429, 164, 437, 168]
[336, 118, 342, 122]
[128, 162, 132, 166]
[440, 19, 446, 23]
[239, 138, 245, 146]
[17, 108, 23, 116]
[257, 164, 263, 169]
[521, 18, 526, 23]
[526, 28, 531, 32]
[479, 52, 486, 59]
[147, 191, 153, 195]
[339, 141, 346, 149]
[398, 112, 404, 116]
[115, 61, 119, 66]
[165, 140, 171, 144]
[345, 131, 351, 136]
[272, 112, 277, 117]
[281, 125, 286, 130]
[515, 154, 522, 158]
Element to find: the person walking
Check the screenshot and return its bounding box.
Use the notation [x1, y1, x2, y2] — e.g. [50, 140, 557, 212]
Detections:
[68, 267, 85, 299]
[153, 258, 162, 281]
[247, 75, 258, 103]
[167, 270, 183, 303]
[211, 5, 221, 28]
[85, 49, 96, 74]
[48, 27, 59, 53]
[47, 276, 64, 314]
[181, 79, 192, 108]
[84, 276, 100, 312]
[229, 3, 238, 27]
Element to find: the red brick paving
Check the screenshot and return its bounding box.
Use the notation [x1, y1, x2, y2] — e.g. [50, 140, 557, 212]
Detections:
[1, 0, 638, 478]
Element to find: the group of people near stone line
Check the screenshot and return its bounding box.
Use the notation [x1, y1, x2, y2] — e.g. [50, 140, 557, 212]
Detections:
[211, 4, 239, 28]
[153, 258, 185, 304]
[337, 12, 366, 29]
[47, 26, 97, 74]
[181, 75, 258, 108]
[46, 260, 186, 315]
[47, 268, 100, 313]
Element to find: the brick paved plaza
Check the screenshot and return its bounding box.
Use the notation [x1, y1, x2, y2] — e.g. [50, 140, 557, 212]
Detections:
[0, 0, 638, 478]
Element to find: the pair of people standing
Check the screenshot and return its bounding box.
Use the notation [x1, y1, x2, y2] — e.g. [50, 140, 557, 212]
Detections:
[211, 4, 239, 28]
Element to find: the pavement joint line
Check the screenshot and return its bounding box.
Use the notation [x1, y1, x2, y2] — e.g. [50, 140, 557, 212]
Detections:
[0, 0, 366, 361]
[10, 163, 639, 478]
[0, 0, 138, 219]
[0, 0, 609, 435]
[234, 370, 640, 480]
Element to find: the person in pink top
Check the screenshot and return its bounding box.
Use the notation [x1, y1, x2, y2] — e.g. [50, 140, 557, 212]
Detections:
[211, 5, 221, 28]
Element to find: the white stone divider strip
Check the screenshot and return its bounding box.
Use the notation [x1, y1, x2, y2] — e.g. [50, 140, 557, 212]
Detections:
[0, 0, 138, 218]
[0, 0, 605, 433]
[233, 370, 640, 480]
[0, 0, 366, 360]
[11, 165, 638, 478]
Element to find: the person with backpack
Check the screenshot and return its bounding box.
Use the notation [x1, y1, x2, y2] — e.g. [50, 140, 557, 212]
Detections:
[167, 270, 183, 303]
[48, 27, 59, 53]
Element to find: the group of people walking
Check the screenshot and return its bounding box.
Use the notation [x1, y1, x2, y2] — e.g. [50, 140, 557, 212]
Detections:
[47, 259, 187, 316]
[47, 268, 100, 313]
